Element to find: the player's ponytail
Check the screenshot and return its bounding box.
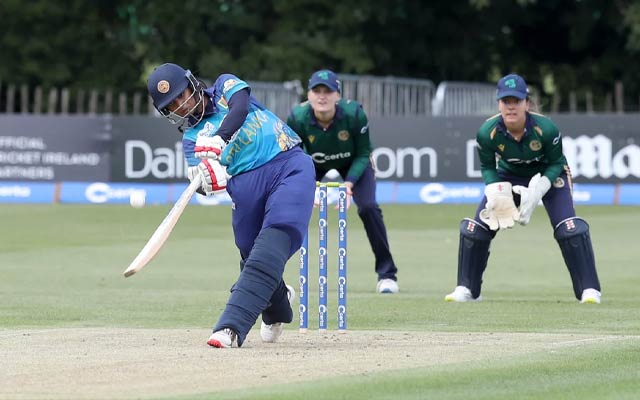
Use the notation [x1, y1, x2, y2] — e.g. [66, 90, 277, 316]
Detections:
[527, 96, 540, 113]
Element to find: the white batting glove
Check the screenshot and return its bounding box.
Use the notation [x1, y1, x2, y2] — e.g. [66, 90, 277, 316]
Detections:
[186, 165, 199, 182]
[479, 181, 520, 231]
[512, 173, 551, 225]
[194, 135, 226, 160]
[187, 159, 230, 196]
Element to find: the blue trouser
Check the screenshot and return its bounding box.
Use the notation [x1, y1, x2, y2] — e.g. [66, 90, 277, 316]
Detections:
[212, 147, 315, 346]
[318, 162, 398, 281]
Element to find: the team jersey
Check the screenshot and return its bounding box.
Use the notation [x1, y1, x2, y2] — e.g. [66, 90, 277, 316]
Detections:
[182, 74, 301, 176]
[287, 99, 372, 182]
[476, 111, 567, 184]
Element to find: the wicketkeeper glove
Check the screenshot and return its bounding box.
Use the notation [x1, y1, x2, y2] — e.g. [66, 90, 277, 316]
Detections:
[194, 134, 226, 160]
[187, 159, 230, 196]
[479, 181, 520, 231]
[512, 173, 551, 225]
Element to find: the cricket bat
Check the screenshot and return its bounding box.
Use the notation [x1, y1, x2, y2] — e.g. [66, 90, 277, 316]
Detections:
[123, 175, 201, 278]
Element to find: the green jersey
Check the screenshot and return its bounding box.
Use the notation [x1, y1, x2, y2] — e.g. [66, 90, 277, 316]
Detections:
[287, 99, 372, 182]
[476, 111, 567, 184]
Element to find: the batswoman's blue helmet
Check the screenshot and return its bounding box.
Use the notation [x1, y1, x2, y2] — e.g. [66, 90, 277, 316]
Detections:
[147, 63, 206, 129]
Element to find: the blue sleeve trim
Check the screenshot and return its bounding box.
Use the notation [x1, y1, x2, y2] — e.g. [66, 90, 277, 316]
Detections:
[216, 74, 250, 101]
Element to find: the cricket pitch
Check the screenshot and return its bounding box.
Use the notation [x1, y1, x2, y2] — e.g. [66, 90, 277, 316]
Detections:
[0, 328, 632, 399]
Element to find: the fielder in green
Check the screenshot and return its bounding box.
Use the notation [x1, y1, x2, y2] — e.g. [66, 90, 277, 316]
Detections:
[445, 73, 601, 304]
[287, 69, 399, 294]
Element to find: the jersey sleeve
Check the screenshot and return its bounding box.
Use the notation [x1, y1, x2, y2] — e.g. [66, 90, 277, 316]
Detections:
[215, 88, 250, 141]
[541, 124, 567, 182]
[476, 129, 500, 184]
[215, 74, 250, 103]
[345, 104, 373, 183]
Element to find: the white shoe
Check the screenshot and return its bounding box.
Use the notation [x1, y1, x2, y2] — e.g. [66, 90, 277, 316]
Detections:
[207, 328, 237, 348]
[260, 284, 295, 343]
[377, 278, 399, 294]
[580, 288, 601, 304]
[444, 286, 482, 302]
[260, 322, 284, 343]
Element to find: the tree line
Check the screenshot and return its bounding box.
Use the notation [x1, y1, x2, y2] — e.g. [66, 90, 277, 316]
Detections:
[2, 0, 639, 111]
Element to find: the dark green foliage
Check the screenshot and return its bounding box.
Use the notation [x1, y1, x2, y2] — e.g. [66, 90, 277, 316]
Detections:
[1, 0, 639, 107]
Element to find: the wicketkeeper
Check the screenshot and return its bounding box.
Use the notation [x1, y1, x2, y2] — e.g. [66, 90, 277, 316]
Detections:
[445, 73, 602, 304]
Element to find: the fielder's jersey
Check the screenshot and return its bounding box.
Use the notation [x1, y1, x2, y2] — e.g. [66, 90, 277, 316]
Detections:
[476, 111, 567, 184]
[287, 99, 372, 182]
[182, 74, 301, 176]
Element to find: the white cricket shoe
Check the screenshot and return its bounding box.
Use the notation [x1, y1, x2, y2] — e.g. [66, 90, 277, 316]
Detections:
[580, 288, 601, 304]
[207, 328, 237, 348]
[444, 286, 482, 302]
[377, 278, 399, 294]
[260, 284, 295, 343]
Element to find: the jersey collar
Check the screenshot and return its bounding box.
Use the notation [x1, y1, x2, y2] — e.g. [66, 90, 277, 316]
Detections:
[497, 112, 535, 138]
[309, 102, 344, 127]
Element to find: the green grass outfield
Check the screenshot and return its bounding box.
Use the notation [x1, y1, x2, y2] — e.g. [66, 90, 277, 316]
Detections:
[2, 204, 639, 399]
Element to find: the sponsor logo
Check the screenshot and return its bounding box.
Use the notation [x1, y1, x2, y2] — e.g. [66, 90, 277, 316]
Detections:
[337, 304, 346, 327]
[563, 134, 640, 179]
[419, 183, 482, 204]
[565, 219, 576, 231]
[372, 146, 437, 178]
[529, 140, 542, 151]
[466, 221, 476, 233]
[311, 152, 351, 163]
[85, 183, 143, 203]
[125, 140, 187, 179]
[505, 156, 544, 165]
[468, 135, 640, 182]
[572, 190, 591, 202]
[0, 185, 31, 197]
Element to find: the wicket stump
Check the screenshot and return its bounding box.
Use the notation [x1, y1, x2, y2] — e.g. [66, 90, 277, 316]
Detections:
[299, 182, 348, 333]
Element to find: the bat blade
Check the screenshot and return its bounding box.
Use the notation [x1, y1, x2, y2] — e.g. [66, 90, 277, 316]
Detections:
[123, 176, 202, 278]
